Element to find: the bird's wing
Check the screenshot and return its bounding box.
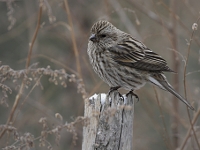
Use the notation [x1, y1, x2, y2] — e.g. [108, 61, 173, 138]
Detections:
[109, 37, 173, 72]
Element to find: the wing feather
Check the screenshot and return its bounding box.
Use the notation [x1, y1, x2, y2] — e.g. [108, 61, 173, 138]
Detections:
[109, 37, 173, 72]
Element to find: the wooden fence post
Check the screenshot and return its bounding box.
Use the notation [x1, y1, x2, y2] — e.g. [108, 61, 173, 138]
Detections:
[82, 91, 135, 150]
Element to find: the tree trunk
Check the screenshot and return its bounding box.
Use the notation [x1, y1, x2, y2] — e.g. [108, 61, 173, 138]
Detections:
[82, 91, 135, 150]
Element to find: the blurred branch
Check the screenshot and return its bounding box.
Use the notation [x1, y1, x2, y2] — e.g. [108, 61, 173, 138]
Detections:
[34, 54, 78, 75]
[0, 6, 43, 139]
[158, 0, 200, 47]
[143, 88, 189, 130]
[181, 0, 197, 18]
[183, 17, 200, 150]
[88, 81, 104, 96]
[6, 0, 16, 30]
[186, 70, 200, 76]
[167, 48, 186, 65]
[179, 108, 200, 149]
[170, 0, 179, 148]
[63, 0, 82, 79]
[3, 115, 86, 149]
[26, 6, 42, 68]
[153, 87, 173, 149]
[109, 0, 141, 39]
[130, 1, 170, 30]
[131, 0, 200, 47]
[13, 75, 42, 123]
[19, 54, 78, 76]
[0, 13, 37, 44]
[44, 21, 71, 31]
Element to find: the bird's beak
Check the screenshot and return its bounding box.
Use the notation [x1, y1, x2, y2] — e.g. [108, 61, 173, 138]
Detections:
[89, 34, 97, 42]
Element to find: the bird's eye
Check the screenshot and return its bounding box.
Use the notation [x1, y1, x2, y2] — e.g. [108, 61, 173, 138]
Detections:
[99, 34, 107, 38]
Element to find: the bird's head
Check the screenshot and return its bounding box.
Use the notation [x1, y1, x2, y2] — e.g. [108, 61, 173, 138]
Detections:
[89, 20, 119, 49]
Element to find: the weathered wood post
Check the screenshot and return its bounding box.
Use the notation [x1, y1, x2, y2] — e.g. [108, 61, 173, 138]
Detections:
[82, 91, 135, 150]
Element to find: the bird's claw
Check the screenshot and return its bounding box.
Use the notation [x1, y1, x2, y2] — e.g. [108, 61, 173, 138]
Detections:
[118, 92, 124, 101]
[108, 86, 124, 101]
[126, 90, 139, 103]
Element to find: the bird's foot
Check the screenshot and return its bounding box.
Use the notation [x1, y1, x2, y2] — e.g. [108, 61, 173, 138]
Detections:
[108, 86, 120, 94]
[118, 92, 124, 101]
[126, 90, 139, 102]
[108, 86, 124, 101]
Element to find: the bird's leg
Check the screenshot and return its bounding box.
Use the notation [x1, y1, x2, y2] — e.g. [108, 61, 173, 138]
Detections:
[108, 86, 124, 100]
[126, 90, 139, 102]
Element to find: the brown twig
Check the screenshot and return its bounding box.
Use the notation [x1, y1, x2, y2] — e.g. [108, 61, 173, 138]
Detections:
[0, 6, 43, 139]
[26, 6, 42, 68]
[179, 109, 200, 149]
[182, 17, 200, 150]
[13, 75, 43, 123]
[63, 0, 82, 79]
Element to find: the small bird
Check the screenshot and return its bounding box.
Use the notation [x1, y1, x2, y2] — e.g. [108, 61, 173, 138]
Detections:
[87, 20, 194, 110]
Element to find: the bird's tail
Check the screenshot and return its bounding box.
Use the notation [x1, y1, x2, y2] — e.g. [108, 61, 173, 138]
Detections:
[148, 73, 194, 110]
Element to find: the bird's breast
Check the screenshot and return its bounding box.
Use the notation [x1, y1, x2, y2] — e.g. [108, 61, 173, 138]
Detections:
[87, 45, 146, 90]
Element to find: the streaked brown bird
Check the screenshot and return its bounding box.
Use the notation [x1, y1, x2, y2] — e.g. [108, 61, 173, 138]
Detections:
[87, 20, 194, 110]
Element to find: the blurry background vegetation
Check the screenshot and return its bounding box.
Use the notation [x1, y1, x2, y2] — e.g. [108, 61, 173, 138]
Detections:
[0, 0, 200, 150]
